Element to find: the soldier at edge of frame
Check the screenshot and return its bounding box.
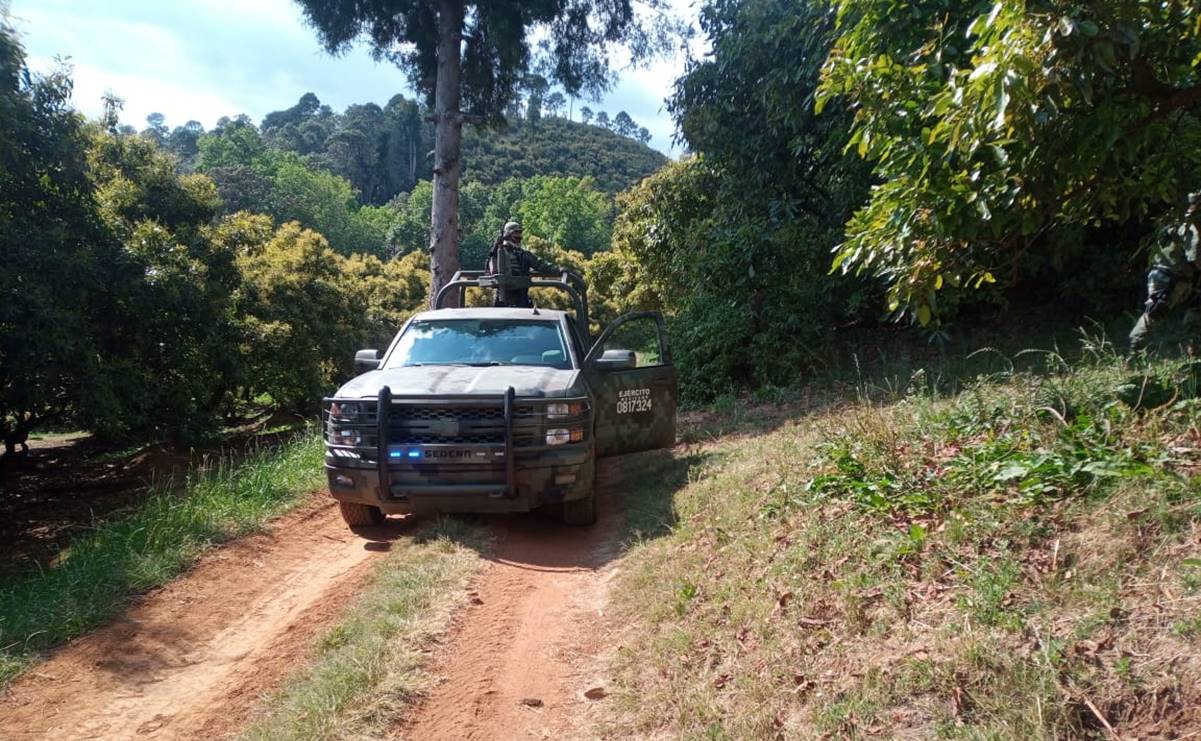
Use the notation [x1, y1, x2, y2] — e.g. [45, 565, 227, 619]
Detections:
[1129, 192, 1201, 353]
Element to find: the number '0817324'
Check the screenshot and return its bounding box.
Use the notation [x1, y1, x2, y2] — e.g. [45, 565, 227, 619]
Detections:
[617, 388, 652, 415]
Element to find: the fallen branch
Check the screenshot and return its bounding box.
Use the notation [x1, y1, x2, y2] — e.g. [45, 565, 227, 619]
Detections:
[1081, 695, 1119, 740]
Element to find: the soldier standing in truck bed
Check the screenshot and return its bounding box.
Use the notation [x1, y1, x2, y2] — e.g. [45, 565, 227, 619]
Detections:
[1130, 193, 1201, 352]
[486, 221, 557, 308]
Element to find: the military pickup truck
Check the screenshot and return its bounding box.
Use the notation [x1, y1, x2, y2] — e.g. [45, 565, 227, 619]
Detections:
[322, 270, 677, 528]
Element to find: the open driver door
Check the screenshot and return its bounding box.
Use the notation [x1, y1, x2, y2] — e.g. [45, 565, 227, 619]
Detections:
[584, 312, 677, 457]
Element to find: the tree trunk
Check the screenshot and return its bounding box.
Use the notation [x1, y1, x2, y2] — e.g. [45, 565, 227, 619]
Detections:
[409, 132, 417, 190]
[429, 0, 464, 308]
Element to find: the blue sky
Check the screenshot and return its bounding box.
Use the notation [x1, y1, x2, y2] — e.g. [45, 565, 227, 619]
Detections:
[9, 0, 700, 155]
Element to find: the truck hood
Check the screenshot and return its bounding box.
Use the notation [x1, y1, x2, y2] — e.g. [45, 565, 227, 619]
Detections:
[335, 365, 582, 399]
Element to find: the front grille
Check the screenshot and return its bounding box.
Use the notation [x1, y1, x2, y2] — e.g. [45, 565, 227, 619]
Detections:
[388, 404, 507, 445]
[396, 434, 501, 445]
[323, 397, 583, 465]
[401, 406, 505, 422]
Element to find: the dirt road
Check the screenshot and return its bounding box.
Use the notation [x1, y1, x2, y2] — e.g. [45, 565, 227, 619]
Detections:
[400, 462, 626, 740]
[1, 457, 641, 740]
[0, 498, 404, 741]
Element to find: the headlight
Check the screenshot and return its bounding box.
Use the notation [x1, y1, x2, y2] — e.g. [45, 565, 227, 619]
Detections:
[328, 401, 361, 421]
[326, 402, 362, 446]
[545, 428, 583, 446]
[546, 401, 586, 419]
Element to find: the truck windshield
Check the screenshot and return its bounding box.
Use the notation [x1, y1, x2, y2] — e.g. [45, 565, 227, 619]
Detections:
[384, 319, 572, 369]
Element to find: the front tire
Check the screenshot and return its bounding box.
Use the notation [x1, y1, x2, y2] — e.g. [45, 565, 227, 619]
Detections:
[338, 501, 385, 527]
[561, 482, 596, 526]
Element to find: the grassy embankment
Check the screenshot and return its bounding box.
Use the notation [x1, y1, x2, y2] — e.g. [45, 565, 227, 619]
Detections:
[239, 516, 486, 741]
[607, 333, 1201, 738]
[0, 433, 325, 685]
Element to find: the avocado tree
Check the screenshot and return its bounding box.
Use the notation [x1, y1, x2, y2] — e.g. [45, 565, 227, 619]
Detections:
[295, 0, 681, 306]
[818, 0, 1201, 324]
[632, 0, 871, 397]
[0, 26, 101, 455]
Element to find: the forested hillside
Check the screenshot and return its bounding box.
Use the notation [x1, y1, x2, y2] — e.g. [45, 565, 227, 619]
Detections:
[460, 116, 667, 193]
[6, 0, 1201, 445]
[149, 91, 663, 205]
[7, 0, 1201, 427]
[0, 29, 425, 447]
[137, 92, 663, 263]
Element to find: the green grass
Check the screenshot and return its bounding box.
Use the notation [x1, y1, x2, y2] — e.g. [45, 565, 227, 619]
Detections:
[0, 433, 325, 685]
[239, 517, 487, 741]
[604, 336, 1201, 738]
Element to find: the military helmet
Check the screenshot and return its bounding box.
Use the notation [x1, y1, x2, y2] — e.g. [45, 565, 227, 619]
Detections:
[503, 221, 523, 238]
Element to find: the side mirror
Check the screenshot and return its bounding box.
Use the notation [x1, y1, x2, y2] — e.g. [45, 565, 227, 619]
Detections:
[592, 349, 636, 372]
[354, 349, 380, 372]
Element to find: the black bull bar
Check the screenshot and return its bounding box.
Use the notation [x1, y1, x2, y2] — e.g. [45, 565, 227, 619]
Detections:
[374, 385, 517, 500]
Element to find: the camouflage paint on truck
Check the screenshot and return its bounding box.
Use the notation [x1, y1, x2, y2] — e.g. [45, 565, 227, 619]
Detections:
[322, 304, 677, 527]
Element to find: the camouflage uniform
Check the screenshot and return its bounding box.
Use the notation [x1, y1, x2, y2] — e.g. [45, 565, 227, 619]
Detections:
[486, 221, 556, 308]
[1129, 195, 1201, 351]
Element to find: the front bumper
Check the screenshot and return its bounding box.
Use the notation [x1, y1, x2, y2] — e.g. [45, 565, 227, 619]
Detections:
[326, 444, 593, 514]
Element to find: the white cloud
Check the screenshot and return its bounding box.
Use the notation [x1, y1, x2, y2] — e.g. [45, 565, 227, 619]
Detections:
[30, 55, 242, 128]
[601, 54, 690, 151]
[14, 0, 400, 130]
[178, 0, 306, 34]
[586, 0, 709, 154]
[16, 4, 244, 126]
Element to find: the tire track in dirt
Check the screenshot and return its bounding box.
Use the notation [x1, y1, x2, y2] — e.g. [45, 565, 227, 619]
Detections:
[400, 459, 629, 741]
[0, 497, 409, 741]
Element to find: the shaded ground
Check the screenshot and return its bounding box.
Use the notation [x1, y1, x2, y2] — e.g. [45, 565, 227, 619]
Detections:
[0, 434, 171, 569]
[0, 497, 404, 741]
[0, 418, 306, 570]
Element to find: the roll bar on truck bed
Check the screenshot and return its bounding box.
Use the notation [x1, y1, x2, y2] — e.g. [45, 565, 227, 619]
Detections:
[433, 270, 591, 344]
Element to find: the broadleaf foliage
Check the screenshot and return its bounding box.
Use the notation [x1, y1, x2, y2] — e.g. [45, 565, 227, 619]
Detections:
[818, 0, 1201, 323]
